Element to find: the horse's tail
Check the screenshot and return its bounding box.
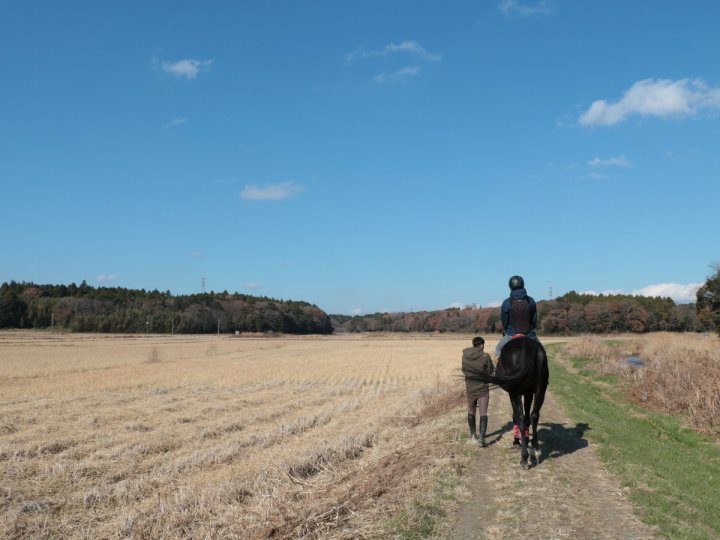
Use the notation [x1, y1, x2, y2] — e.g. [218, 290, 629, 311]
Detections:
[492, 337, 540, 384]
[495, 355, 533, 384]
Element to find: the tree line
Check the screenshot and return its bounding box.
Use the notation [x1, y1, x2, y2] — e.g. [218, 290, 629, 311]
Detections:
[0, 281, 333, 335]
[331, 291, 709, 335]
[4, 265, 719, 337]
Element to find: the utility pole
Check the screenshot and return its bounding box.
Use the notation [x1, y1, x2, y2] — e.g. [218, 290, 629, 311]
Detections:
[146, 317, 149, 334]
[217, 320, 220, 335]
[202, 276, 206, 294]
[51, 312, 54, 329]
[549, 286, 553, 300]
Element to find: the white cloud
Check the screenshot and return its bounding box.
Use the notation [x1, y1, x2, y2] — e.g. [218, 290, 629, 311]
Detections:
[580, 289, 625, 297]
[498, 0, 555, 17]
[631, 283, 702, 304]
[161, 58, 214, 79]
[581, 282, 702, 303]
[240, 181, 304, 201]
[191, 251, 203, 258]
[382, 41, 442, 61]
[96, 274, 117, 283]
[589, 155, 631, 167]
[244, 282, 260, 290]
[163, 117, 187, 128]
[579, 78, 720, 126]
[486, 300, 503, 308]
[446, 302, 466, 309]
[346, 41, 441, 63]
[585, 172, 608, 180]
[351, 308, 363, 315]
[372, 66, 421, 84]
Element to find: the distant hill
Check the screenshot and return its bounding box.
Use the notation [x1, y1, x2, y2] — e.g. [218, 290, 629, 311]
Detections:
[331, 292, 705, 334]
[0, 281, 332, 335]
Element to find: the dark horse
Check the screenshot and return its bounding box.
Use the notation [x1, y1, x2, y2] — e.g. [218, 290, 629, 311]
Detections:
[468, 336, 549, 469]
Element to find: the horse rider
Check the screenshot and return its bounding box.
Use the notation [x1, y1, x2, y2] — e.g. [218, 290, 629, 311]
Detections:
[494, 275, 540, 359]
[494, 275, 541, 443]
[461, 336, 494, 447]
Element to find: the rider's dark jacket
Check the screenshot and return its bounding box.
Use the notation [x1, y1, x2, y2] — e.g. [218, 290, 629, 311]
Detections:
[501, 288, 537, 338]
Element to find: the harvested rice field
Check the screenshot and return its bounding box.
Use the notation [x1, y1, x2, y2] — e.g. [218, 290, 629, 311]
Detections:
[3, 330, 564, 539]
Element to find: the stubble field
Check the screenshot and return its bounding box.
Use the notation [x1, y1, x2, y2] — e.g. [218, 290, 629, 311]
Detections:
[2, 330, 558, 539]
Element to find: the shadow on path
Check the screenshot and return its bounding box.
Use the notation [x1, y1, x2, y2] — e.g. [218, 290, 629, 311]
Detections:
[539, 421, 590, 460]
[483, 421, 590, 460]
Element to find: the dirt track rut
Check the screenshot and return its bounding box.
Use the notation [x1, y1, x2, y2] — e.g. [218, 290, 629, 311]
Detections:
[449, 389, 659, 539]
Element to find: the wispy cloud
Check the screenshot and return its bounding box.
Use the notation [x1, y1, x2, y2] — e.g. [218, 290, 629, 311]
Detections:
[240, 181, 304, 201]
[585, 172, 608, 181]
[346, 41, 441, 64]
[372, 66, 421, 84]
[163, 117, 187, 128]
[588, 155, 631, 167]
[191, 251, 203, 258]
[581, 282, 702, 303]
[351, 308, 363, 315]
[161, 58, 214, 79]
[665, 149, 699, 160]
[498, 0, 555, 17]
[96, 274, 117, 283]
[579, 78, 720, 126]
[382, 41, 441, 61]
[244, 282, 260, 290]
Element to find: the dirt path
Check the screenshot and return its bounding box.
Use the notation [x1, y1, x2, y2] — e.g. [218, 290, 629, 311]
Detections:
[449, 388, 659, 539]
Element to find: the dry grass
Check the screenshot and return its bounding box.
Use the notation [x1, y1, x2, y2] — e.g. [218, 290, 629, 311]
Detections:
[1, 331, 574, 539]
[565, 332, 720, 435]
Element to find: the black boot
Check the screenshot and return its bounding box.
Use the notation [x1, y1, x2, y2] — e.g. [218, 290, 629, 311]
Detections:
[467, 413, 477, 439]
[478, 416, 488, 447]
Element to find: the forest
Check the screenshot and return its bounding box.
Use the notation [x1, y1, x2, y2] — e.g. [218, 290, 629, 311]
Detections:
[1, 278, 716, 336]
[0, 281, 333, 335]
[331, 291, 709, 335]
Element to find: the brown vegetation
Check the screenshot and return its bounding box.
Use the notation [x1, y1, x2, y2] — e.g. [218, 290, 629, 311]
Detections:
[565, 333, 720, 435]
[1, 331, 532, 538]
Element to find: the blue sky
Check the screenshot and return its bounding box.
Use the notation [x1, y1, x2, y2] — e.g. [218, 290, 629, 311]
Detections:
[1, 1, 718, 315]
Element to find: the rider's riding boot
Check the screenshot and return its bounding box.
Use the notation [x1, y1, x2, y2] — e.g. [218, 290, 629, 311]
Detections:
[478, 415, 488, 447]
[467, 413, 477, 439]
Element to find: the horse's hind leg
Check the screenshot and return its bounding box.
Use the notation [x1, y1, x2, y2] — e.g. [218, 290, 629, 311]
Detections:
[511, 394, 529, 469]
[523, 392, 537, 467]
[529, 384, 547, 466]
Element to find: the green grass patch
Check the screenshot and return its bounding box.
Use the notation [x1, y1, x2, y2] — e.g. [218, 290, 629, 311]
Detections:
[550, 348, 720, 539]
[571, 356, 594, 369]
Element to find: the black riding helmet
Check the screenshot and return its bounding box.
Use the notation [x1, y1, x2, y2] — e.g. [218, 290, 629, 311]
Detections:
[509, 275, 524, 290]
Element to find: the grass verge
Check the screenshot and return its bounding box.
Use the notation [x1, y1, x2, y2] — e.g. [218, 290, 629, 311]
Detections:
[547, 343, 720, 539]
[382, 419, 476, 539]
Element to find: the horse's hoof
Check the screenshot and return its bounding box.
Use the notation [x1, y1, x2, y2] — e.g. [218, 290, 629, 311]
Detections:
[521, 462, 529, 470]
[513, 438, 521, 446]
[530, 455, 537, 466]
